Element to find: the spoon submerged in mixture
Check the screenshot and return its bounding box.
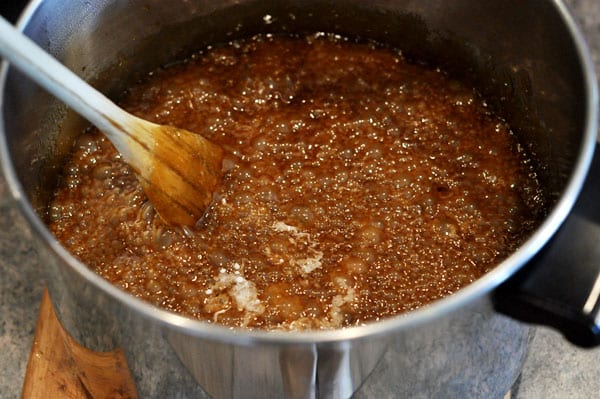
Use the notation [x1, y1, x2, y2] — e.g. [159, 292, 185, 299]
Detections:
[0, 16, 223, 226]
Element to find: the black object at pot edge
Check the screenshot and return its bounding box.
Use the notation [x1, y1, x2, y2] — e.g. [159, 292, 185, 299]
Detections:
[495, 145, 600, 348]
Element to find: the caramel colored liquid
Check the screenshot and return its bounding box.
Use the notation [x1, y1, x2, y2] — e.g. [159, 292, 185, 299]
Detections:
[48, 34, 546, 330]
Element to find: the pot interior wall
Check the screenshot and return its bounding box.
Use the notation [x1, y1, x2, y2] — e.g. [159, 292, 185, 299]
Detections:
[2, 0, 587, 218]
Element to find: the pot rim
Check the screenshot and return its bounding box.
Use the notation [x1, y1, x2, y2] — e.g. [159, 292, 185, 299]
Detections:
[0, 0, 597, 346]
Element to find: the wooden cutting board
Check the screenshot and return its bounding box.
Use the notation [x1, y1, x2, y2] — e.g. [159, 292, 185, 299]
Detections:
[22, 289, 138, 399]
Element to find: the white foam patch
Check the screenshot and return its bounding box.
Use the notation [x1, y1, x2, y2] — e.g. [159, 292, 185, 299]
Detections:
[214, 272, 264, 315]
[272, 277, 358, 331]
[328, 277, 356, 327]
[272, 221, 324, 274]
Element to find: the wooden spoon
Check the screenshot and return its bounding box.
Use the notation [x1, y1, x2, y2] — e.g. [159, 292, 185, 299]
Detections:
[0, 16, 223, 226]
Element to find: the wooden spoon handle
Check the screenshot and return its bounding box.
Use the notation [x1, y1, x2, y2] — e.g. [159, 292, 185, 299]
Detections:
[0, 15, 223, 226]
[0, 15, 130, 150]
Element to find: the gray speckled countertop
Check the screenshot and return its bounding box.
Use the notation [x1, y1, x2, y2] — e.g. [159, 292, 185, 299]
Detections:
[1, 0, 600, 398]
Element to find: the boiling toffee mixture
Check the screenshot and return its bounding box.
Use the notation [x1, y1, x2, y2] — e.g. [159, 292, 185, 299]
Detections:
[48, 34, 546, 330]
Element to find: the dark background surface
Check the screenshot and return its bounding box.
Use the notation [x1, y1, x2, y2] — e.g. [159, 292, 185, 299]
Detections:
[0, 0, 26, 23]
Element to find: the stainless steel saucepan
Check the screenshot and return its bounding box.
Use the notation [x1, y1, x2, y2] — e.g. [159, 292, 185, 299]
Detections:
[1, 1, 598, 398]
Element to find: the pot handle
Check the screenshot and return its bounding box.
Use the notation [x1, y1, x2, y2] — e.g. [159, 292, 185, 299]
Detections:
[494, 144, 600, 348]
